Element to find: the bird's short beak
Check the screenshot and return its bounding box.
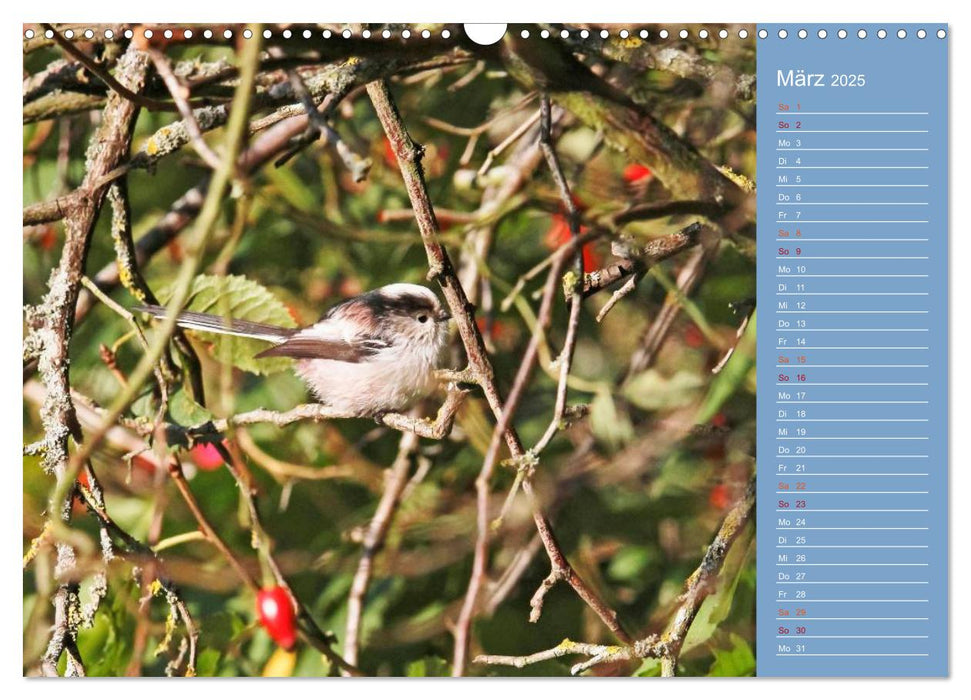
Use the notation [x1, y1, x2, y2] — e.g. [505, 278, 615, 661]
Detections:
[437, 309, 452, 322]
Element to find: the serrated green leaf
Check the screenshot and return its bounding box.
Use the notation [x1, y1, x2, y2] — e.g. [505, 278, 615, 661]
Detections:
[164, 274, 297, 375]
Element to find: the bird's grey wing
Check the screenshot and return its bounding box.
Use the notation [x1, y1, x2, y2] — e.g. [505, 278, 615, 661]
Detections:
[253, 336, 390, 362]
[133, 304, 294, 342]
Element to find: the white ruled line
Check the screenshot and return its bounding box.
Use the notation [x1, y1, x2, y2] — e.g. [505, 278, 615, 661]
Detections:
[775, 329, 929, 332]
[775, 653, 930, 656]
[775, 383, 928, 386]
[776, 582, 929, 585]
[777, 274, 929, 277]
[776, 166, 928, 169]
[775, 455, 928, 458]
[776, 508, 929, 511]
[775, 491, 929, 494]
[774, 112, 929, 115]
[776, 636, 930, 639]
[777, 221, 929, 225]
[776, 546, 929, 549]
[775, 311, 928, 313]
[776, 600, 929, 603]
[775, 239, 929, 242]
[775, 129, 928, 133]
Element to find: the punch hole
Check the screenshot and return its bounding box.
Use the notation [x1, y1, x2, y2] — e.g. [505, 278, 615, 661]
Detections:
[917, 29, 926, 39]
[659, 29, 669, 39]
[838, 29, 848, 39]
[183, 29, 192, 39]
[937, 29, 947, 39]
[24, 28, 34, 39]
[699, 29, 709, 39]
[639, 29, 648, 38]
[758, 29, 767, 39]
[738, 29, 748, 38]
[858, 29, 867, 39]
[817, 29, 827, 39]
[722, 29, 731, 39]
[897, 29, 907, 39]
[464, 23, 506, 46]
[797, 29, 807, 39]
[877, 29, 887, 39]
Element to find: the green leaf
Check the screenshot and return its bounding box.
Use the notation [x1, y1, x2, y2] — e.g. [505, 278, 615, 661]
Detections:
[164, 274, 297, 375]
[634, 658, 662, 677]
[406, 656, 450, 677]
[195, 648, 222, 677]
[682, 529, 754, 653]
[589, 388, 634, 449]
[708, 633, 756, 677]
[695, 312, 756, 423]
[623, 369, 705, 411]
[168, 388, 214, 426]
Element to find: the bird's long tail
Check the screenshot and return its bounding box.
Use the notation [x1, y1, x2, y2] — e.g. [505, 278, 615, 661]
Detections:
[133, 304, 295, 343]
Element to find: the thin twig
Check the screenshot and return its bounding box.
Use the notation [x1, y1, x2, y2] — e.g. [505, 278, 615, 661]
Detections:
[343, 431, 419, 669]
[147, 49, 224, 170]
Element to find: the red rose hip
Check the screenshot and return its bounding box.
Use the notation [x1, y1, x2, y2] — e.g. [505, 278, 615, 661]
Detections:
[256, 586, 298, 650]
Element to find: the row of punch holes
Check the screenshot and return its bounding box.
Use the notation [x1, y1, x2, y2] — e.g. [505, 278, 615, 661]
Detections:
[23, 26, 948, 42]
[25, 26, 750, 42]
[762, 27, 946, 40]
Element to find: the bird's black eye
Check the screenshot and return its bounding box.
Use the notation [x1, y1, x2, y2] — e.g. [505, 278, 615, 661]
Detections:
[417, 314, 429, 323]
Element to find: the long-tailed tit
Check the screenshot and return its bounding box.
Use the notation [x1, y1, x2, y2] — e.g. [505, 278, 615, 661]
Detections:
[135, 283, 451, 416]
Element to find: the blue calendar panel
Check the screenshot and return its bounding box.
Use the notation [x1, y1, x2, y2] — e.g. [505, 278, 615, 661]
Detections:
[755, 24, 948, 677]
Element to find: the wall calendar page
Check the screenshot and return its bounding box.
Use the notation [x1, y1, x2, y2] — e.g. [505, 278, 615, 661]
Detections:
[20, 20, 949, 682]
